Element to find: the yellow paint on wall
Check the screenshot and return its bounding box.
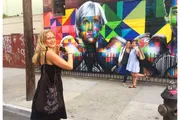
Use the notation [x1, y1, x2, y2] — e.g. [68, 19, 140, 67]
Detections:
[155, 23, 172, 43]
[123, 19, 145, 34]
[62, 8, 75, 25]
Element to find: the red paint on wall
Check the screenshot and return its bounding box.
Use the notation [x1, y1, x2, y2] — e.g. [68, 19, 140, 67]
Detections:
[3, 34, 38, 68]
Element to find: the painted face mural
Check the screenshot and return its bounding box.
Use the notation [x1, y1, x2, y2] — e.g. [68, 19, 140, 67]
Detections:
[79, 16, 101, 44]
[164, 0, 177, 35]
[164, 0, 177, 78]
[42, 0, 177, 78]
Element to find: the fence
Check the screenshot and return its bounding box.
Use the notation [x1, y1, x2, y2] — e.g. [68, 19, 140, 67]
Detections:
[61, 70, 177, 84]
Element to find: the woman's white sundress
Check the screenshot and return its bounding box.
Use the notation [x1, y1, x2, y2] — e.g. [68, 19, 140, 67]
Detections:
[126, 49, 140, 73]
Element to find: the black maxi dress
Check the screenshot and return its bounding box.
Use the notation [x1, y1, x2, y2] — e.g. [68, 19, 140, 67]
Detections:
[30, 64, 67, 120]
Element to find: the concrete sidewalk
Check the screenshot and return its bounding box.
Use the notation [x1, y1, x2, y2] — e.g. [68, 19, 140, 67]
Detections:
[3, 68, 165, 120]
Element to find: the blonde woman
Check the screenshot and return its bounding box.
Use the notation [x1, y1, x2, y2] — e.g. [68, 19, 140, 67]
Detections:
[31, 29, 73, 120]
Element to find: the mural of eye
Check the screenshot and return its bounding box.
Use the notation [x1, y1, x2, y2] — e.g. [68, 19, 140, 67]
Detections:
[93, 19, 100, 24]
[82, 20, 89, 26]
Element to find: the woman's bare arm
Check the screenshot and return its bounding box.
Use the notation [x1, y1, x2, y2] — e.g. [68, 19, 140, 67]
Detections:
[46, 50, 73, 70]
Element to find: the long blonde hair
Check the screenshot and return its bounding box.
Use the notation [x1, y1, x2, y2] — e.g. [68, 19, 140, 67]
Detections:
[32, 29, 55, 65]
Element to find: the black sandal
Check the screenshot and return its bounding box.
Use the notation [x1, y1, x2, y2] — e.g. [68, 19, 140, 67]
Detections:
[144, 74, 151, 81]
[129, 85, 136, 88]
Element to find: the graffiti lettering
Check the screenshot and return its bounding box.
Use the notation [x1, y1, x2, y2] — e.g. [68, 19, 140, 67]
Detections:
[19, 34, 25, 46]
[3, 36, 12, 53]
[3, 34, 38, 68]
[4, 53, 14, 65]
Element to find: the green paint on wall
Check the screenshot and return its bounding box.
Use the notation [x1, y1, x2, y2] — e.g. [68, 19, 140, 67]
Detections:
[99, 25, 106, 38]
[156, 0, 166, 17]
[106, 31, 119, 41]
[124, 0, 146, 20]
[103, 4, 121, 22]
[106, 21, 121, 30]
[117, 1, 123, 20]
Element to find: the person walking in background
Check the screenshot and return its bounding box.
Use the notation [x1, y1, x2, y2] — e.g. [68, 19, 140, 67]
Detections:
[31, 29, 73, 120]
[111, 40, 131, 86]
[126, 40, 149, 88]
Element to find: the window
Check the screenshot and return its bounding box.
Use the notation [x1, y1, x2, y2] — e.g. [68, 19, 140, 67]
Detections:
[53, 0, 65, 16]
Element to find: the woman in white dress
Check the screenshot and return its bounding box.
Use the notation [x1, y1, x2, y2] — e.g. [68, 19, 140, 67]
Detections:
[126, 40, 149, 88]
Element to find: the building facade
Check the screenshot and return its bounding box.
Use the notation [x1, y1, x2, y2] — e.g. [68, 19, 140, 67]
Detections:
[43, 0, 177, 78]
[3, 0, 177, 78]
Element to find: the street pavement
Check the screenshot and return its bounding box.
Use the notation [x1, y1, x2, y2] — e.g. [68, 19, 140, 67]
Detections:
[3, 68, 165, 120]
[3, 110, 29, 120]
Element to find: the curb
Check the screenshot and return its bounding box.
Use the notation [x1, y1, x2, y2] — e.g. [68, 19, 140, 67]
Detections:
[3, 103, 31, 118]
[3, 103, 74, 120]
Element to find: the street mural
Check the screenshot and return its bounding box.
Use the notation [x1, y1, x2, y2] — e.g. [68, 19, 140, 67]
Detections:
[3, 34, 38, 68]
[42, 0, 177, 78]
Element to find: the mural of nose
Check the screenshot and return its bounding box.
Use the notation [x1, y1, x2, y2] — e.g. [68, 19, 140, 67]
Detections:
[88, 22, 93, 31]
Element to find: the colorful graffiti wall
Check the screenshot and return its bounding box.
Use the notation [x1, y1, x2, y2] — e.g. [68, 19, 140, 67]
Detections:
[3, 34, 38, 68]
[43, 0, 177, 78]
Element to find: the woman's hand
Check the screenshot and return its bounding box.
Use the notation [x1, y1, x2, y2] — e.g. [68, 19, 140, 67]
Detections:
[134, 46, 139, 51]
[135, 47, 140, 57]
